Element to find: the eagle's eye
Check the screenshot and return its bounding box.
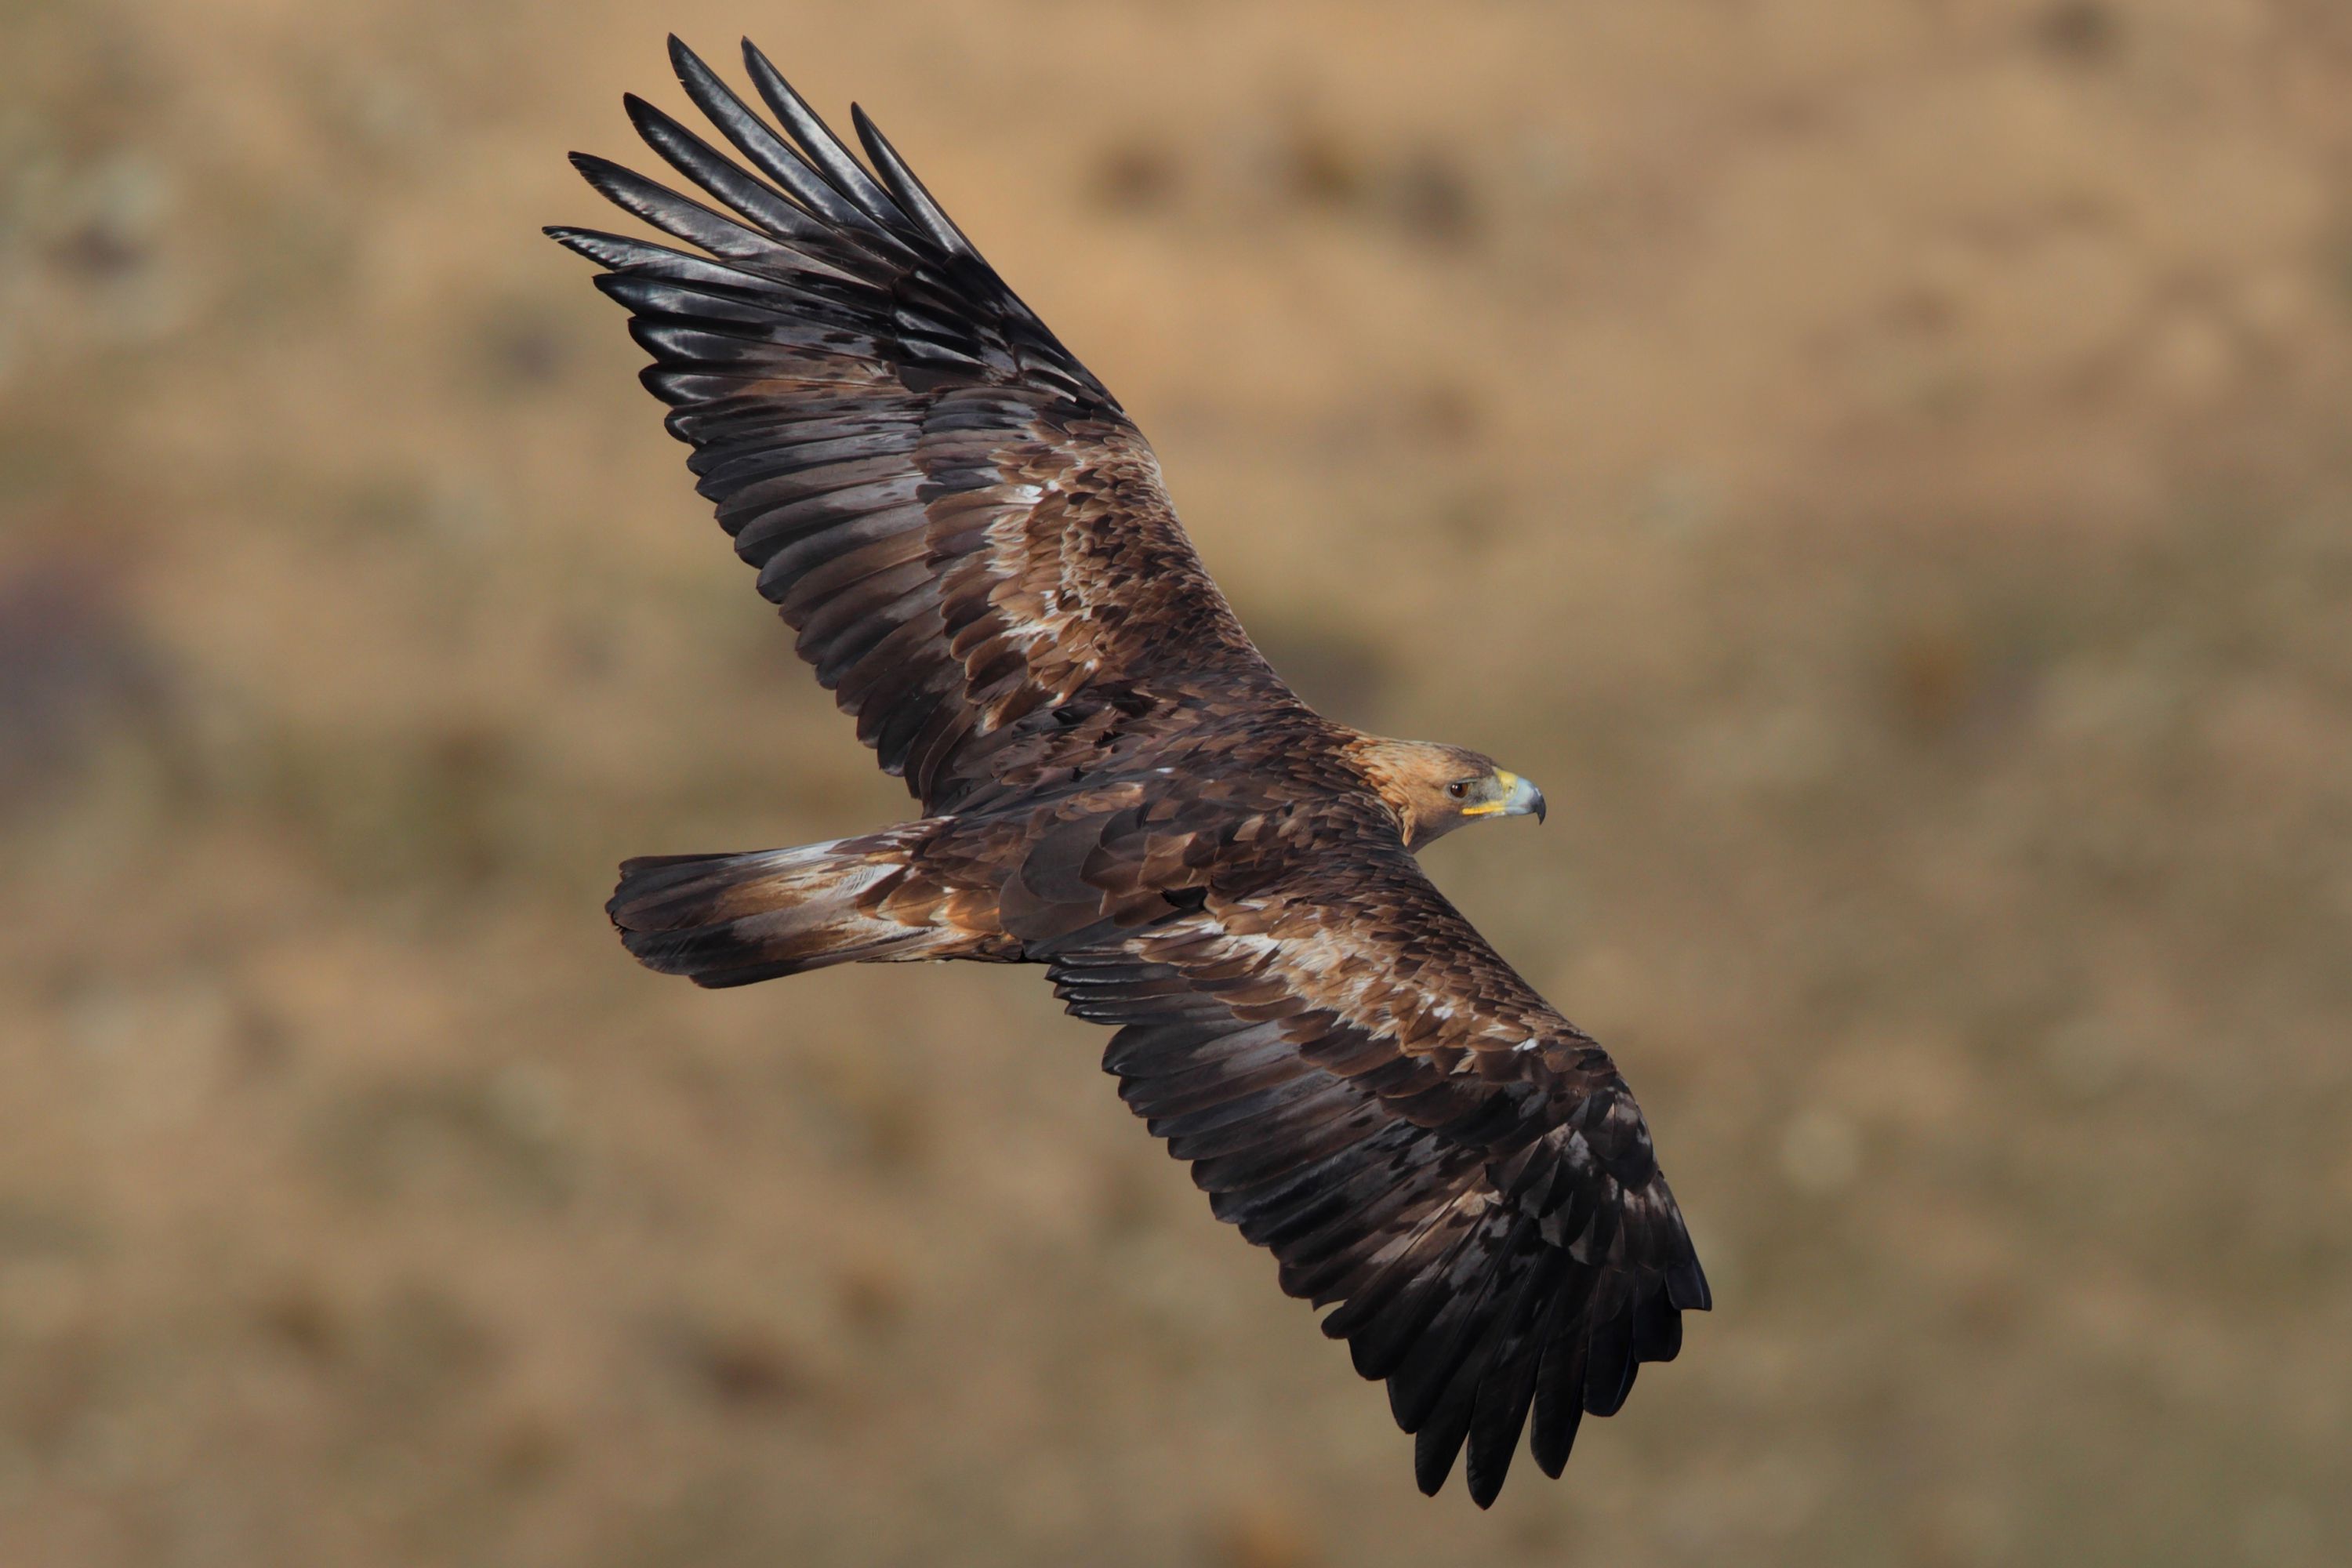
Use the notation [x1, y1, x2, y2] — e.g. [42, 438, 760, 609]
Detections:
[1446, 780, 1472, 800]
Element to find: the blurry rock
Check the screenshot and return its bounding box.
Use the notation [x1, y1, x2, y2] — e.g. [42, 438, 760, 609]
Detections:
[257, 1281, 343, 1368]
[1091, 143, 1183, 213]
[1281, 123, 1369, 212]
[231, 999, 294, 1080]
[397, 720, 521, 887]
[1091, 1150, 1167, 1241]
[1274, 124, 1479, 245]
[1391, 147, 1478, 246]
[1887, 613, 2042, 746]
[0, 557, 170, 806]
[56, 212, 145, 280]
[48, 153, 170, 282]
[477, 294, 575, 390]
[1411, 380, 1482, 448]
[488, 1414, 567, 1492]
[2034, 2, 2122, 65]
[485, 319, 570, 388]
[1435, 481, 1510, 551]
[1889, 622, 1976, 736]
[695, 1331, 806, 1410]
[835, 1257, 909, 1334]
[657, 1315, 812, 1414]
[9, 1323, 103, 1457]
[1924, 1485, 2020, 1566]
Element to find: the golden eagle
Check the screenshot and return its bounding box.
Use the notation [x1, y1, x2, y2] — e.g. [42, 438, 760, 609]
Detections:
[553, 37, 1708, 1506]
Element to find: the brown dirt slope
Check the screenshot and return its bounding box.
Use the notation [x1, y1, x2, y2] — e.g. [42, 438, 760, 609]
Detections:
[2, 2, 2349, 1564]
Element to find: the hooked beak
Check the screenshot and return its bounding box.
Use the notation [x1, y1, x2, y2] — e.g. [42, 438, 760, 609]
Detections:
[1464, 768, 1548, 824]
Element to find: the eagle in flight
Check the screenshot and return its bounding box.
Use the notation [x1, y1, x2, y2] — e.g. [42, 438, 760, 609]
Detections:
[554, 37, 1708, 1506]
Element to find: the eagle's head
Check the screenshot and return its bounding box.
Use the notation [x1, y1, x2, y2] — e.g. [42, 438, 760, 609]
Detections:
[1348, 738, 1547, 849]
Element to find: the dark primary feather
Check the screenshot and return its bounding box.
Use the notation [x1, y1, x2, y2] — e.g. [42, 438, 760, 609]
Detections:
[1042, 845, 1708, 1507]
[551, 37, 1290, 815]
[668, 39, 898, 241]
[561, 38, 1708, 1505]
[740, 39, 904, 236]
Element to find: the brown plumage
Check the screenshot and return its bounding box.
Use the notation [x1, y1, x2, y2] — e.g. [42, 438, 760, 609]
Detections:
[555, 36, 1708, 1507]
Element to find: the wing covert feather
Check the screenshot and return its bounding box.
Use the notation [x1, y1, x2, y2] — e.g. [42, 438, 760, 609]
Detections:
[1051, 850, 1708, 1506]
[553, 38, 1291, 812]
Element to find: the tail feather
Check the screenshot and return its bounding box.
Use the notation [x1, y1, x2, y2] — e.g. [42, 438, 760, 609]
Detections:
[608, 828, 979, 988]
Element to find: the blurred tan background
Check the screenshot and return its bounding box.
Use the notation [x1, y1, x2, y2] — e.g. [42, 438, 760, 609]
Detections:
[4, 1, 2350, 1564]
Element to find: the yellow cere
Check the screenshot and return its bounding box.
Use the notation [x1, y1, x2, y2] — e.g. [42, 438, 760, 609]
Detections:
[1460, 769, 1518, 815]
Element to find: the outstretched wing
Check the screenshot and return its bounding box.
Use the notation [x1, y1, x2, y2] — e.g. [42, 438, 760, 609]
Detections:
[551, 38, 1291, 813]
[1049, 848, 1709, 1507]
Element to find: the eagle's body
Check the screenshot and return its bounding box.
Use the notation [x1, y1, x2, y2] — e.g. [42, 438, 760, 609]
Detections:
[556, 37, 1708, 1507]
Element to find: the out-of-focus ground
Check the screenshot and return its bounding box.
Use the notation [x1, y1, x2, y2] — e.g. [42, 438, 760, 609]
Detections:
[3, 1, 2350, 1563]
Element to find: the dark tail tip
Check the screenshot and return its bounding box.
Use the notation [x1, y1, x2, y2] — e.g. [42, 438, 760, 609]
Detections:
[608, 851, 800, 988]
